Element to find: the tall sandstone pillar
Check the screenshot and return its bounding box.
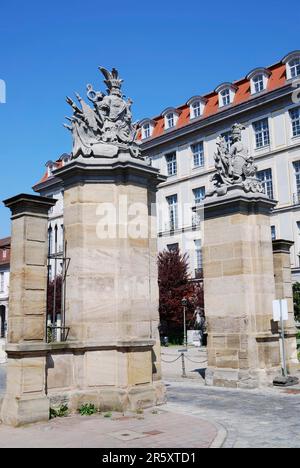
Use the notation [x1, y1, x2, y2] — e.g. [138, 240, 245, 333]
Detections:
[1, 194, 56, 426]
[272, 239, 299, 373]
[203, 193, 281, 388]
[201, 122, 286, 389]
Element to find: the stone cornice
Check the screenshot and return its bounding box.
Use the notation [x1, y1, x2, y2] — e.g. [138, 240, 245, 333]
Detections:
[53, 156, 167, 191]
[272, 239, 294, 254]
[3, 193, 57, 219]
[200, 192, 277, 220]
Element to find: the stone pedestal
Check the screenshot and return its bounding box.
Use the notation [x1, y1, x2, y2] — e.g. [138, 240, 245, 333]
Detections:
[272, 239, 299, 373]
[1, 194, 56, 426]
[48, 154, 166, 411]
[203, 190, 281, 388]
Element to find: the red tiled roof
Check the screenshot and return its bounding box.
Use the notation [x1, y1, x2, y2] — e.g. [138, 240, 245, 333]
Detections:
[0, 237, 11, 266]
[137, 62, 288, 141]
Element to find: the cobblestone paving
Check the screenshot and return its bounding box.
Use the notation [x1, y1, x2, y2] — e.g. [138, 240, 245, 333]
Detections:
[165, 379, 300, 448]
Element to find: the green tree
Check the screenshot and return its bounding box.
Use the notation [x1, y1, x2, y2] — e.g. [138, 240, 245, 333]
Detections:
[293, 282, 300, 322]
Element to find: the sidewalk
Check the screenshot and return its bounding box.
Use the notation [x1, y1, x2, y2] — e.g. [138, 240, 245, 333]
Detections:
[0, 407, 224, 448]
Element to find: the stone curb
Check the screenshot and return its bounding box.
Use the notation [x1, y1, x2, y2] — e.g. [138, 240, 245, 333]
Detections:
[209, 422, 227, 448]
[163, 403, 227, 448]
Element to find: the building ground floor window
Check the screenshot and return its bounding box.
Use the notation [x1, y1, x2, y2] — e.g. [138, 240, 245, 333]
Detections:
[0, 305, 6, 338]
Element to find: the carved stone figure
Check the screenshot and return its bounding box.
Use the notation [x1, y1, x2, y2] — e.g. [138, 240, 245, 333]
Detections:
[207, 123, 264, 196]
[64, 67, 141, 159]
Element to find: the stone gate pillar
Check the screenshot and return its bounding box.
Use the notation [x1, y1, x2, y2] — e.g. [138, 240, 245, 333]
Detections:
[203, 192, 281, 388]
[200, 123, 284, 389]
[272, 239, 299, 373]
[51, 156, 166, 410]
[1, 194, 56, 426]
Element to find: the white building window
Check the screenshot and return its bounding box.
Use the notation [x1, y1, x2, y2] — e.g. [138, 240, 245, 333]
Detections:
[166, 152, 177, 176]
[193, 187, 205, 205]
[253, 118, 270, 148]
[142, 123, 151, 139]
[0, 272, 4, 293]
[192, 142, 204, 167]
[167, 243, 179, 252]
[221, 131, 232, 151]
[192, 101, 201, 118]
[166, 194, 178, 230]
[253, 74, 264, 93]
[194, 240, 203, 271]
[166, 113, 175, 128]
[294, 162, 300, 203]
[290, 108, 300, 137]
[289, 58, 300, 79]
[271, 226, 276, 241]
[221, 89, 230, 107]
[257, 168, 274, 199]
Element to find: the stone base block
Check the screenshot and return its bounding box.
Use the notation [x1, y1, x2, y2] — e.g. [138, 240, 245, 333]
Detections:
[48, 381, 166, 414]
[205, 366, 281, 389]
[0, 395, 50, 427]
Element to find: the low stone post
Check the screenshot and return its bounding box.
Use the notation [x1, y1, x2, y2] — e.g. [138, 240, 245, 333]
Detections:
[1, 194, 56, 426]
[272, 239, 299, 373]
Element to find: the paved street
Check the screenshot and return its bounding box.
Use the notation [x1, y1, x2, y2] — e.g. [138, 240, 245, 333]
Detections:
[165, 380, 300, 448]
[1, 357, 300, 448]
[0, 365, 6, 394]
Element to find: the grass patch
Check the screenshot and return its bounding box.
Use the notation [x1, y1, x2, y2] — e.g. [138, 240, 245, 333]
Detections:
[50, 404, 69, 419]
[78, 403, 98, 416]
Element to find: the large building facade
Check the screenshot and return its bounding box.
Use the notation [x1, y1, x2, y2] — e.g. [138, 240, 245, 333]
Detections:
[0, 237, 10, 362]
[138, 51, 300, 282]
[33, 51, 300, 283]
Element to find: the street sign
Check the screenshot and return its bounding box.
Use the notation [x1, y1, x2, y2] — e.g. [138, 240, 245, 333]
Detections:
[272, 299, 288, 322]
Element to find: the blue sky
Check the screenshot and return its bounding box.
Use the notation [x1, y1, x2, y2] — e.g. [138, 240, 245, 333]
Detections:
[0, 0, 299, 237]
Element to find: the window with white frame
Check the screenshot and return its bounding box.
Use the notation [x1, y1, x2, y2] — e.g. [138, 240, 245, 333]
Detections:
[221, 131, 232, 151]
[290, 108, 300, 137]
[193, 187, 205, 205]
[167, 243, 179, 252]
[166, 113, 175, 129]
[192, 142, 204, 167]
[289, 57, 300, 79]
[194, 239, 203, 271]
[271, 226, 276, 241]
[142, 123, 151, 139]
[294, 161, 300, 202]
[166, 194, 178, 230]
[166, 152, 177, 176]
[253, 74, 265, 93]
[0, 272, 4, 293]
[257, 168, 274, 199]
[253, 119, 270, 148]
[2, 250, 6, 260]
[221, 88, 231, 107]
[191, 101, 202, 118]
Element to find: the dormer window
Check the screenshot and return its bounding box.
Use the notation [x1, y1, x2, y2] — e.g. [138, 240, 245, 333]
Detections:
[282, 51, 300, 80]
[161, 108, 180, 130]
[215, 83, 237, 108]
[187, 96, 207, 120]
[166, 113, 175, 128]
[140, 119, 156, 140]
[290, 58, 300, 78]
[46, 161, 55, 177]
[247, 68, 271, 95]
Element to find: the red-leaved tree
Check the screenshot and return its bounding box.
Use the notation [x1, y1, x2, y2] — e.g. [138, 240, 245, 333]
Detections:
[158, 249, 204, 335]
[47, 275, 62, 320]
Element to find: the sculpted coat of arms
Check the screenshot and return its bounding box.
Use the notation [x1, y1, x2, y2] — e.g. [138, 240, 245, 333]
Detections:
[208, 123, 264, 196]
[64, 67, 141, 159]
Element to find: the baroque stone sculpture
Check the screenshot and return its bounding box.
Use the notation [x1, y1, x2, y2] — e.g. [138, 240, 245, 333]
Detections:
[64, 67, 141, 159]
[207, 123, 264, 197]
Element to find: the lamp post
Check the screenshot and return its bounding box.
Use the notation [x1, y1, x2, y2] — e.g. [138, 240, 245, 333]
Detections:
[182, 297, 188, 349]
